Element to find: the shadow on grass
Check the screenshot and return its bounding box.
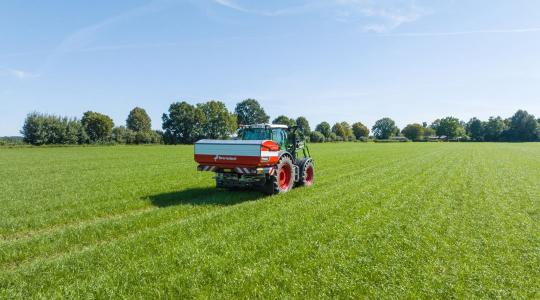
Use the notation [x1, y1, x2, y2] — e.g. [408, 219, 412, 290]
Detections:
[145, 187, 267, 207]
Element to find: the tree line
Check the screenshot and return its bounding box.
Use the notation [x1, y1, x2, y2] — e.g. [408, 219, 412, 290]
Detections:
[21, 108, 161, 145]
[19, 98, 540, 145]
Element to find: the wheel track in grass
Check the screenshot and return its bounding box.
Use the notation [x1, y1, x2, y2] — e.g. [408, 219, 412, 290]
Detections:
[0, 147, 445, 272]
[0, 190, 261, 269]
[0, 146, 411, 243]
[0, 159, 198, 232]
[1, 147, 432, 237]
[0, 153, 416, 271]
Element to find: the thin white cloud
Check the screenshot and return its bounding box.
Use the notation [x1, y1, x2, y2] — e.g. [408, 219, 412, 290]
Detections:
[376, 27, 540, 37]
[213, 0, 251, 13]
[212, 0, 321, 17]
[335, 0, 430, 32]
[0, 67, 39, 79]
[211, 0, 429, 32]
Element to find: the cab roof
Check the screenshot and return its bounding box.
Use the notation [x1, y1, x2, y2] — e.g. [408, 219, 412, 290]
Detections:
[241, 124, 289, 129]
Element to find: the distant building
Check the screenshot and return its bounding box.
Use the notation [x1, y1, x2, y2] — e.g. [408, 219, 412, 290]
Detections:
[428, 136, 447, 141]
[389, 136, 409, 142]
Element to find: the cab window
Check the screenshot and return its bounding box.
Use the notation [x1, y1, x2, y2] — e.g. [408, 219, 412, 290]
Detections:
[242, 128, 271, 140]
[272, 129, 287, 149]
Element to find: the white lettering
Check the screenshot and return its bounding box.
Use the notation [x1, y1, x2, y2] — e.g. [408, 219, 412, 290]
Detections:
[214, 155, 237, 161]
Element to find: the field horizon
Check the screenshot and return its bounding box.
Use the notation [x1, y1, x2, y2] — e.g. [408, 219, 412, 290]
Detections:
[1, 143, 539, 298]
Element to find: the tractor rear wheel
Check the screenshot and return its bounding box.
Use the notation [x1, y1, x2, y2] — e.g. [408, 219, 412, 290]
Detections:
[263, 156, 294, 195]
[297, 158, 315, 186]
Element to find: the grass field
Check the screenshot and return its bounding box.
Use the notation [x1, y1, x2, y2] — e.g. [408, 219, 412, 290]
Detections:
[0, 143, 539, 298]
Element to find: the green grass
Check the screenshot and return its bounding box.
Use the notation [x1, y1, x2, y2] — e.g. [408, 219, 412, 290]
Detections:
[0, 143, 539, 298]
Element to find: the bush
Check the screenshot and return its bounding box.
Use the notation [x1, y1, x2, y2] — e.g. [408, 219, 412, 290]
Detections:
[21, 112, 86, 145]
[135, 130, 163, 144]
[0, 136, 25, 146]
[112, 126, 136, 144]
[328, 132, 338, 142]
[113, 127, 162, 144]
[309, 131, 325, 143]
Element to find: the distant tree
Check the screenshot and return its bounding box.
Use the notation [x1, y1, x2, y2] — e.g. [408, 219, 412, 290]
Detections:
[64, 118, 87, 144]
[538, 119, 540, 140]
[352, 122, 369, 139]
[21, 113, 52, 145]
[401, 123, 424, 141]
[162, 101, 205, 144]
[234, 99, 269, 126]
[81, 111, 114, 143]
[422, 126, 436, 138]
[296, 116, 311, 135]
[483, 116, 507, 141]
[272, 115, 296, 127]
[505, 110, 538, 141]
[431, 117, 465, 139]
[340, 122, 353, 139]
[315, 122, 331, 138]
[309, 131, 325, 143]
[372, 118, 398, 139]
[466, 118, 485, 141]
[198, 100, 237, 139]
[331, 123, 345, 139]
[126, 107, 152, 132]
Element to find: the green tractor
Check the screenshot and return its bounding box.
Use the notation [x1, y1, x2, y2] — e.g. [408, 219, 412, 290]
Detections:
[194, 124, 314, 194]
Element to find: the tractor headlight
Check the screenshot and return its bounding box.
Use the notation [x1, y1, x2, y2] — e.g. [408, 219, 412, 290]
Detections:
[261, 157, 270, 162]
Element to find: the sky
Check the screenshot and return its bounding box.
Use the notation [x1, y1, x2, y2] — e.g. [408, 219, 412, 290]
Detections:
[1, 0, 540, 135]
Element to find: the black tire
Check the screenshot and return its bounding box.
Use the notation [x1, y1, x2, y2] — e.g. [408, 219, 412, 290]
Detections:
[297, 158, 315, 186]
[216, 179, 224, 189]
[263, 156, 295, 195]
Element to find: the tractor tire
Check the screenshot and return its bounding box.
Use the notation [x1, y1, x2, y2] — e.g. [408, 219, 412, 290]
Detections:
[297, 158, 315, 186]
[263, 156, 295, 195]
[216, 179, 224, 189]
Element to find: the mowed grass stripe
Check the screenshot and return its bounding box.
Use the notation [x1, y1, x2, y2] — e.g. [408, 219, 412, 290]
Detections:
[0, 144, 442, 270]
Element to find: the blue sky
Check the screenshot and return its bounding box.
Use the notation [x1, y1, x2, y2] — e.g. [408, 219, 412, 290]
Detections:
[1, 0, 540, 135]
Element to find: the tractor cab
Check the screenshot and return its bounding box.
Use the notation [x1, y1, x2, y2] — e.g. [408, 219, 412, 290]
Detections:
[238, 124, 310, 161]
[238, 124, 289, 150]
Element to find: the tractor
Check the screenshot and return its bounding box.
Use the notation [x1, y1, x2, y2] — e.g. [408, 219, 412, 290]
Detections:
[194, 124, 314, 194]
